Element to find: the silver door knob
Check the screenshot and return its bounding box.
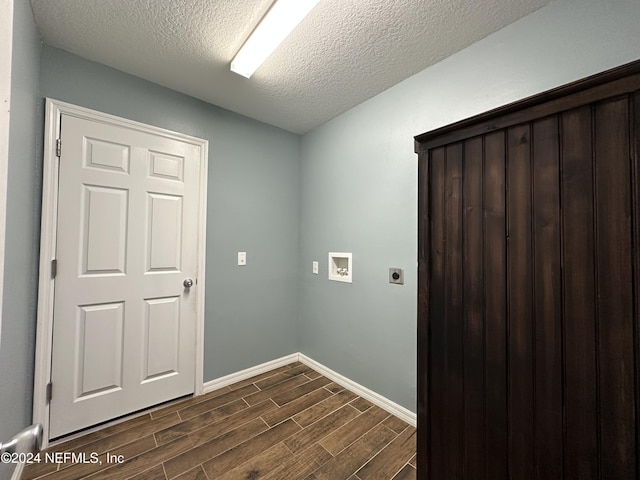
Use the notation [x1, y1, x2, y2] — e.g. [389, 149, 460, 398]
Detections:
[0, 424, 43, 455]
[183, 278, 194, 288]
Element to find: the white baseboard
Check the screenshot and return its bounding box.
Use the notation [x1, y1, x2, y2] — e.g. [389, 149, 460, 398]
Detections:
[203, 353, 299, 393]
[201, 352, 416, 428]
[298, 354, 416, 427]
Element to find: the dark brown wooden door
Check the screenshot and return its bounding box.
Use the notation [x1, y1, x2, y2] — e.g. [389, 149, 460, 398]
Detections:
[416, 61, 640, 480]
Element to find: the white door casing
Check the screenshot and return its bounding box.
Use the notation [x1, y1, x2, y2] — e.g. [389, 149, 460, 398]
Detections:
[0, 0, 14, 347]
[34, 99, 208, 443]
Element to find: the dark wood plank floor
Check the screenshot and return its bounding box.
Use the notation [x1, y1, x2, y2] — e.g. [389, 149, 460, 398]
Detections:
[22, 362, 416, 480]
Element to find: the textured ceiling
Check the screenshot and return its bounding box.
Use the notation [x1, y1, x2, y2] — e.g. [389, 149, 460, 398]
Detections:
[30, 0, 550, 134]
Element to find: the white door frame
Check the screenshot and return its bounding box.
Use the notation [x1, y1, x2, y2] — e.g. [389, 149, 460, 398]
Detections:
[0, 0, 14, 347]
[33, 98, 208, 447]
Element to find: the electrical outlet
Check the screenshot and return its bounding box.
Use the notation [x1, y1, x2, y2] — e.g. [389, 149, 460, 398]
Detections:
[389, 268, 404, 285]
[312, 261, 319, 274]
[238, 252, 246, 266]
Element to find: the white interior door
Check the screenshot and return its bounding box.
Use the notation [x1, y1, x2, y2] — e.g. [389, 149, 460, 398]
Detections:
[49, 113, 202, 438]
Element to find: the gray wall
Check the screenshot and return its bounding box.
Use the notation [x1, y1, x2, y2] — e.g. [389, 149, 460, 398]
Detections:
[38, 47, 301, 381]
[0, 0, 41, 478]
[298, 0, 640, 412]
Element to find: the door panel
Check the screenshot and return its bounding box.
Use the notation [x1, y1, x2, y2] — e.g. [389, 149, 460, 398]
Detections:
[143, 296, 180, 381]
[594, 97, 635, 479]
[531, 116, 563, 480]
[50, 113, 201, 438]
[461, 137, 485, 480]
[443, 143, 463, 479]
[506, 124, 534, 480]
[77, 302, 125, 397]
[84, 137, 130, 173]
[147, 193, 183, 272]
[561, 106, 598, 480]
[81, 185, 128, 275]
[417, 61, 640, 479]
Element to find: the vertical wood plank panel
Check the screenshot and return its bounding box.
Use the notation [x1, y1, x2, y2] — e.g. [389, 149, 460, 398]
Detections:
[506, 124, 534, 480]
[417, 151, 430, 480]
[483, 131, 508, 480]
[594, 97, 636, 480]
[462, 137, 485, 480]
[444, 143, 464, 479]
[428, 147, 446, 479]
[532, 116, 563, 480]
[418, 64, 640, 480]
[633, 91, 640, 480]
[561, 106, 599, 480]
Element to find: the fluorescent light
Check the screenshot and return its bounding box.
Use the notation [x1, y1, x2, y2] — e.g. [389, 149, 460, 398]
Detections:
[231, 0, 321, 78]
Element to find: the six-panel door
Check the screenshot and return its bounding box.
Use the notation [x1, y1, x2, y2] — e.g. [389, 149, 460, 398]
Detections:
[50, 114, 201, 438]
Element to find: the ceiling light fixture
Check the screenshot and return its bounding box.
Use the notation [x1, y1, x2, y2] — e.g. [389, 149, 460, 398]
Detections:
[230, 0, 321, 79]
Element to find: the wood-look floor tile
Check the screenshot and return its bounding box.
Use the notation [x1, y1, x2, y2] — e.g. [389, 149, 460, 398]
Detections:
[171, 465, 207, 480]
[263, 443, 333, 480]
[284, 405, 361, 454]
[187, 399, 277, 447]
[33, 364, 416, 480]
[163, 417, 268, 479]
[154, 399, 247, 446]
[74, 412, 180, 457]
[312, 424, 397, 480]
[293, 389, 358, 428]
[263, 388, 333, 427]
[304, 368, 323, 379]
[216, 442, 292, 480]
[45, 413, 153, 455]
[127, 464, 167, 480]
[409, 454, 416, 467]
[150, 389, 229, 420]
[177, 384, 258, 420]
[324, 382, 346, 394]
[391, 464, 417, 480]
[243, 374, 312, 406]
[284, 363, 316, 377]
[227, 365, 293, 391]
[254, 367, 311, 390]
[382, 415, 410, 434]
[201, 419, 301, 479]
[83, 434, 194, 480]
[319, 405, 390, 456]
[21, 457, 59, 479]
[35, 435, 158, 480]
[356, 426, 416, 480]
[271, 376, 332, 407]
[350, 397, 374, 412]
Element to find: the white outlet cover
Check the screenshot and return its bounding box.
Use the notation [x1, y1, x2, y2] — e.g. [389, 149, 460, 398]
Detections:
[312, 261, 319, 274]
[238, 251, 246, 266]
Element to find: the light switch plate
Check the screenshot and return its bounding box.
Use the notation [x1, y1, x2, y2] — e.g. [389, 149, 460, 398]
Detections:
[238, 252, 246, 266]
[389, 268, 404, 285]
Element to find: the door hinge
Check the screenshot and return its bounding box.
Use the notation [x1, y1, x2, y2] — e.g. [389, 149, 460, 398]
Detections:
[56, 138, 61, 157]
[46, 382, 53, 403]
[51, 259, 57, 278]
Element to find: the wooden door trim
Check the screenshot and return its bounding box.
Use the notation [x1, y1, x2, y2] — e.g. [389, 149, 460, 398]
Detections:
[416, 150, 430, 472]
[415, 59, 640, 152]
[33, 98, 209, 447]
